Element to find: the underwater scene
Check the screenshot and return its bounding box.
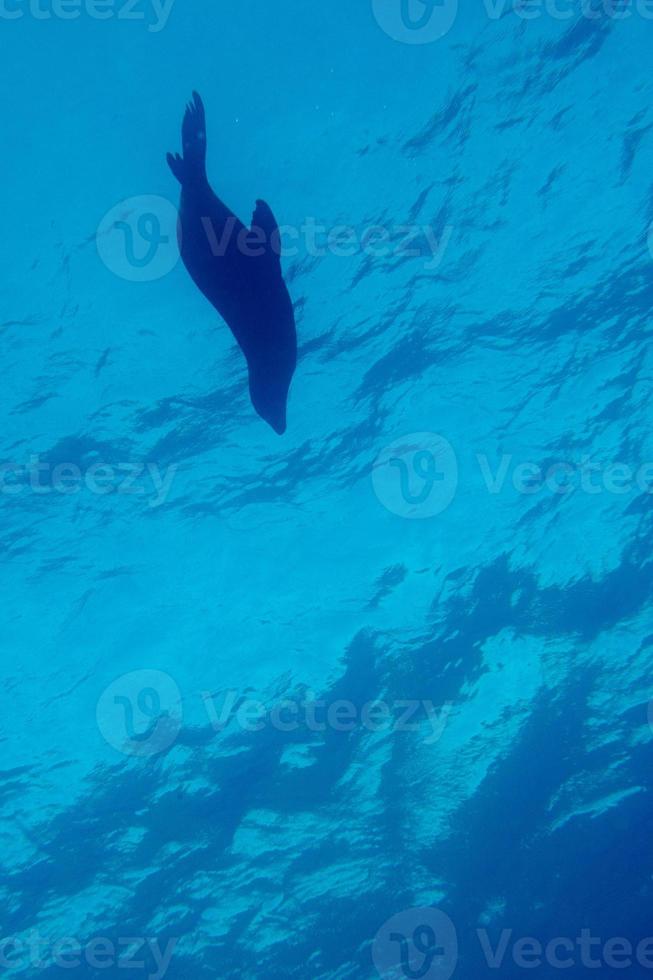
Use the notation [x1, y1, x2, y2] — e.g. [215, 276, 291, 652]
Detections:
[2, 0, 653, 977]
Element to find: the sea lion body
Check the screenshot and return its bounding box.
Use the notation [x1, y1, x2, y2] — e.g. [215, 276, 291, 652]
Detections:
[168, 93, 296, 435]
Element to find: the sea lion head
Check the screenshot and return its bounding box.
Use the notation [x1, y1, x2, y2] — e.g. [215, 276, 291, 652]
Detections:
[249, 361, 293, 436]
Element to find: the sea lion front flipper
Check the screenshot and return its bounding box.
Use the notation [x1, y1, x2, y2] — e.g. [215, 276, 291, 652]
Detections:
[250, 199, 282, 265]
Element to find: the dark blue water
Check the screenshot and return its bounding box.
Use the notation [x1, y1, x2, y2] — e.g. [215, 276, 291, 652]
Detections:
[2, 1, 653, 977]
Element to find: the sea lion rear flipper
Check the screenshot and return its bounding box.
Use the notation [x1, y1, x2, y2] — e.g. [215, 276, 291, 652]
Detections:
[167, 91, 207, 184]
[167, 152, 185, 183]
[250, 199, 282, 264]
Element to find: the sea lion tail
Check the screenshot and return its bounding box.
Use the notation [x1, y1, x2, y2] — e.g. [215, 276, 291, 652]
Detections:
[167, 91, 207, 184]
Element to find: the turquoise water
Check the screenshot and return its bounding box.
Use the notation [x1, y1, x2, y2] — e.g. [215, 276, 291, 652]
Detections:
[2, 2, 653, 977]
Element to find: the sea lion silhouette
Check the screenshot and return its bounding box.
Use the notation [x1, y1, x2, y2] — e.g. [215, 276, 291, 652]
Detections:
[167, 92, 296, 435]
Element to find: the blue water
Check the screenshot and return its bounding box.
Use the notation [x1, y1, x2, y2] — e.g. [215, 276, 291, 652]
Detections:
[2, 1, 653, 977]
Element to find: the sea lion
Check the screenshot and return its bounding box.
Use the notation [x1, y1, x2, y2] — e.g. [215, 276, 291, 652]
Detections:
[167, 92, 296, 435]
